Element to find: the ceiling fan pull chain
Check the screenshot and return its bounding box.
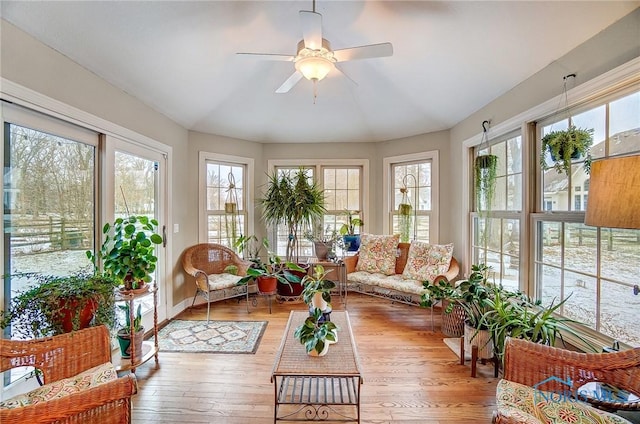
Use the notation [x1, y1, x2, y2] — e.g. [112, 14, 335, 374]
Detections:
[313, 79, 318, 104]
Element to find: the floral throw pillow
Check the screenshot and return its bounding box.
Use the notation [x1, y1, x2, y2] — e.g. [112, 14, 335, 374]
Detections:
[402, 241, 453, 282]
[355, 234, 400, 276]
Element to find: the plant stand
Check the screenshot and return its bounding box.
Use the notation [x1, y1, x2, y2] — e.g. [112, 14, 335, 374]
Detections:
[114, 285, 159, 373]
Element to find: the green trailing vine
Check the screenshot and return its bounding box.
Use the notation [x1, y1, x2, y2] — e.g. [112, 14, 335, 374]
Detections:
[474, 154, 498, 215]
[540, 125, 593, 175]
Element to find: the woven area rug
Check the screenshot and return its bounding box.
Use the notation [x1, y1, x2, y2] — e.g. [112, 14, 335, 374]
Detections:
[153, 320, 267, 354]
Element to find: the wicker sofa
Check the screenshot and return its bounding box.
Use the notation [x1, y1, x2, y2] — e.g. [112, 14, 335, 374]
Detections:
[344, 236, 459, 311]
[0, 325, 137, 424]
[493, 337, 640, 424]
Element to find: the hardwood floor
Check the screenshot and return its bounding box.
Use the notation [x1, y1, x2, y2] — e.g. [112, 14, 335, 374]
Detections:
[130, 293, 499, 423]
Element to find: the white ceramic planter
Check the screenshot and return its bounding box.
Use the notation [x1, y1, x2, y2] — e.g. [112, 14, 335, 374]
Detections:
[464, 323, 494, 359]
[312, 292, 328, 311]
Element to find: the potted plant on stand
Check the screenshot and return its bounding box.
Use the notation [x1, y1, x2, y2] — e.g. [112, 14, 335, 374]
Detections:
[237, 249, 298, 294]
[304, 225, 339, 261]
[421, 277, 466, 338]
[88, 215, 163, 292]
[0, 270, 119, 339]
[117, 302, 144, 362]
[339, 210, 364, 252]
[294, 307, 338, 357]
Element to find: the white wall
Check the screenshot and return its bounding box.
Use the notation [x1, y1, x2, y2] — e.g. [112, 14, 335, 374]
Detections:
[448, 8, 640, 271]
[1, 19, 191, 309]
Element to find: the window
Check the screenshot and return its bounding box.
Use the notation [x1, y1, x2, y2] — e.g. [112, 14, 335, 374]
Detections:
[322, 166, 362, 237]
[534, 89, 640, 346]
[2, 105, 98, 386]
[203, 160, 246, 248]
[471, 133, 523, 291]
[267, 160, 367, 259]
[384, 152, 439, 243]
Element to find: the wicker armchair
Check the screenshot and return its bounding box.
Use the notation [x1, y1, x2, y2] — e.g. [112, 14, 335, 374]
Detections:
[0, 325, 137, 424]
[493, 337, 640, 423]
[182, 243, 252, 322]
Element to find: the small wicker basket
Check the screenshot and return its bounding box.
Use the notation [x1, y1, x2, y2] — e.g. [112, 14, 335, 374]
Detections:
[441, 300, 466, 338]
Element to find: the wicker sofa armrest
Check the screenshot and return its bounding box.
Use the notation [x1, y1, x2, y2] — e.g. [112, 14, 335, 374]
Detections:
[502, 337, 640, 399]
[1, 325, 112, 382]
[0, 373, 137, 424]
[0, 326, 138, 424]
[343, 255, 359, 274]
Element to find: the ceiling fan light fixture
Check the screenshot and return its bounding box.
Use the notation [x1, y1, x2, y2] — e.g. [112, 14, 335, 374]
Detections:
[295, 56, 334, 81]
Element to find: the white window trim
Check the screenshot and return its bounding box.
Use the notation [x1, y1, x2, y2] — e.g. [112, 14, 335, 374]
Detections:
[382, 151, 440, 242]
[198, 151, 255, 244]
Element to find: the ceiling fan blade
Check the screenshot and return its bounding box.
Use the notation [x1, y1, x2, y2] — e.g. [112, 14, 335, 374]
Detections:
[334, 64, 358, 86]
[300, 11, 322, 50]
[236, 52, 295, 62]
[275, 71, 303, 93]
[333, 42, 393, 62]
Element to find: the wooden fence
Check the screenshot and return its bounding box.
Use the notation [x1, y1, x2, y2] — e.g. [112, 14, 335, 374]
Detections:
[6, 216, 93, 252]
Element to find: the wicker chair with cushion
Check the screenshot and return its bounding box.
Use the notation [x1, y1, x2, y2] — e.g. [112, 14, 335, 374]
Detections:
[0, 325, 137, 424]
[493, 337, 640, 424]
[182, 243, 252, 322]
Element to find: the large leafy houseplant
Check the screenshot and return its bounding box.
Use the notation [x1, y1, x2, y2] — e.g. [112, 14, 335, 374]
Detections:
[88, 215, 163, 290]
[0, 270, 118, 339]
[260, 168, 326, 262]
[541, 126, 593, 175]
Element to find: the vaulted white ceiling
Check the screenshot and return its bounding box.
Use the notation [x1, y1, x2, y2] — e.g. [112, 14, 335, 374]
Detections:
[1, 1, 637, 143]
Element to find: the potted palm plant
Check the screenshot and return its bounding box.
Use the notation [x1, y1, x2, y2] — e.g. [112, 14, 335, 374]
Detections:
[260, 168, 326, 263]
[88, 215, 163, 292]
[294, 307, 338, 357]
[0, 270, 118, 339]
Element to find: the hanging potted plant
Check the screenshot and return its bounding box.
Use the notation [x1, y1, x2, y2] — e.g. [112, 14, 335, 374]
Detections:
[540, 126, 593, 175]
[474, 120, 498, 216]
[474, 154, 498, 214]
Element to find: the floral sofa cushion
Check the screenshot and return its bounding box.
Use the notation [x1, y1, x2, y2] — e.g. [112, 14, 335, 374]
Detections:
[402, 241, 453, 282]
[0, 362, 118, 409]
[495, 379, 632, 424]
[355, 234, 400, 276]
[348, 272, 425, 296]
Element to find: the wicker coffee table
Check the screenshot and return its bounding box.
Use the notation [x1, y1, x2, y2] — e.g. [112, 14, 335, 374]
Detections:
[271, 310, 363, 423]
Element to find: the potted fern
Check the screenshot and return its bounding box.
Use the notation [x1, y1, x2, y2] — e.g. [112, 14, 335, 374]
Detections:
[541, 126, 593, 175]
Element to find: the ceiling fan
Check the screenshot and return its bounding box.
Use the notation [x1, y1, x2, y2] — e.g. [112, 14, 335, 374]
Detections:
[236, 1, 393, 97]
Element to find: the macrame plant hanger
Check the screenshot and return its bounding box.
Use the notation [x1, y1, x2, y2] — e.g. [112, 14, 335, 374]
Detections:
[398, 174, 418, 243]
[224, 172, 241, 249]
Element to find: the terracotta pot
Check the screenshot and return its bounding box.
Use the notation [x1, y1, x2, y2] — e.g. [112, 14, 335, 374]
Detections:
[257, 276, 277, 293]
[58, 298, 98, 333]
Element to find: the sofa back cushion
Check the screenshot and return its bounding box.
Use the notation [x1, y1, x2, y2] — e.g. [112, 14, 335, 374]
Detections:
[355, 234, 400, 275]
[402, 241, 454, 282]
